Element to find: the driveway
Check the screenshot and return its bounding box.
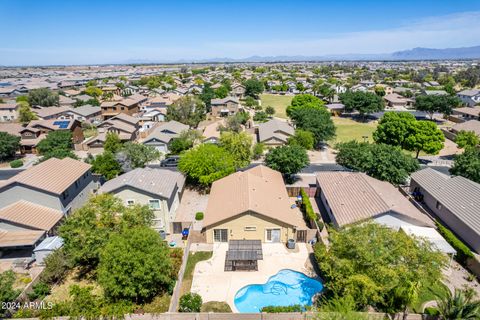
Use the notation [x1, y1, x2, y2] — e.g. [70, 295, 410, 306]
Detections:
[191, 242, 315, 312]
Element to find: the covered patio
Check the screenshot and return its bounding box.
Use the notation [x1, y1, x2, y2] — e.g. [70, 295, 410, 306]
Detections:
[225, 240, 263, 271]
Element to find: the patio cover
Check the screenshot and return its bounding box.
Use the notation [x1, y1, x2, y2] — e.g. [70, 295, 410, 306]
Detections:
[400, 225, 456, 255]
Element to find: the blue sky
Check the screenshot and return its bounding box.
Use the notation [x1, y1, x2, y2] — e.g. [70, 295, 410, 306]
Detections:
[1, 0, 480, 65]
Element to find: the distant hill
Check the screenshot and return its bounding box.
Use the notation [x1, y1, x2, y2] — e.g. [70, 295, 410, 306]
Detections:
[391, 46, 480, 60]
[119, 45, 480, 64]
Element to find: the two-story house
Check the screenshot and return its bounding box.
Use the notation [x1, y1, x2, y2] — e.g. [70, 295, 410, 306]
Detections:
[98, 168, 185, 233]
[0, 103, 19, 122]
[211, 97, 241, 117]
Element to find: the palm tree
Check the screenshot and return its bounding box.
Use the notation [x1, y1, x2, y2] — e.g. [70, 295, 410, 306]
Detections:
[436, 288, 480, 319]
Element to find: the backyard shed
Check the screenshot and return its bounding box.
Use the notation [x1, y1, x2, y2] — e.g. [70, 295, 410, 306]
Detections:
[33, 236, 64, 265]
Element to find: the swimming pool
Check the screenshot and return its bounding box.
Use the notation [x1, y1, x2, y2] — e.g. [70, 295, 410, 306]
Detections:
[234, 269, 324, 313]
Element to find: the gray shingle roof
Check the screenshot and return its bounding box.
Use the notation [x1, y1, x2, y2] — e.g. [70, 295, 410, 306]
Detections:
[258, 119, 294, 143]
[411, 168, 480, 234]
[99, 168, 185, 200]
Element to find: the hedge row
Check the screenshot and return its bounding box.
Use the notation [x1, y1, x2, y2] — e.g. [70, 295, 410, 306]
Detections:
[300, 189, 318, 223]
[435, 221, 474, 264]
[261, 305, 303, 313]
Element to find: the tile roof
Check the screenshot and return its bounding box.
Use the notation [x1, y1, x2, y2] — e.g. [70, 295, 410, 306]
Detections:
[0, 157, 91, 195]
[32, 106, 70, 119]
[0, 229, 45, 248]
[204, 165, 306, 228]
[68, 105, 101, 117]
[452, 120, 480, 135]
[99, 167, 185, 199]
[411, 168, 480, 235]
[258, 119, 294, 143]
[316, 171, 432, 227]
[0, 201, 62, 231]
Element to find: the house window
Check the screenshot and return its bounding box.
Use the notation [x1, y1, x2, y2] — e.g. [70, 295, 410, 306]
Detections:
[149, 199, 161, 210]
[213, 229, 228, 242]
[265, 228, 281, 242]
[436, 201, 442, 210]
[62, 189, 69, 200]
[126, 199, 135, 206]
[244, 226, 257, 231]
[74, 180, 79, 189]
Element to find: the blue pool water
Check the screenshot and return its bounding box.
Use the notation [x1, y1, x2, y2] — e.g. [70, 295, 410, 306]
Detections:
[234, 269, 324, 313]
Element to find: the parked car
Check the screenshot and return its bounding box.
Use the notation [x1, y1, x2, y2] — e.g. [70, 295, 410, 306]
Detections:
[160, 156, 180, 167]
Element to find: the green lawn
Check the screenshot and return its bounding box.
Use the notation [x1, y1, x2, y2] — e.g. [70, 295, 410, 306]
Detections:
[260, 94, 293, 119]
[180, 251, 213, 296]
[330, 117, 378, 145]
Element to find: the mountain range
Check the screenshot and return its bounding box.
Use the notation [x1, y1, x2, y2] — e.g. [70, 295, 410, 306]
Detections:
[122, 45, 480, 64]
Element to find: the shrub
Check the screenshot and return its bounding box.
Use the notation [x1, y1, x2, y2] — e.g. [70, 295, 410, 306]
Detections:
[27, 281, 51, 301]
[253, 143, 265, 160]
[201, 301, 232, 312]
[300, 189, 318, 224]
[179, 293, 202, 312]
[435, 221, 474, 264]
[261, 305, 303, 313]
[316, 221, 324, 232]
[40, 248, 71, 285]
[9, 159, 23, 168]
[195, 212, 204, 221]
[142, 294, 171, 313]
[424, 307, 440, 316]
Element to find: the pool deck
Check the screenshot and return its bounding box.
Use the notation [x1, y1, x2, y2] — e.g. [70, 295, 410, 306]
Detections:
[191, 242, 315, 312]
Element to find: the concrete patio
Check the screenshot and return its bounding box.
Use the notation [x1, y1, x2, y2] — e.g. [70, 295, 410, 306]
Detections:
[191, 242, 316, 312]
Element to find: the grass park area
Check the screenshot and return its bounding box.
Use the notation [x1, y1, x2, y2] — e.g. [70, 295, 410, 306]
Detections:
[259, 93, 293, 119]
[180, 251, 213, 296]
[259, 94, 378, 145]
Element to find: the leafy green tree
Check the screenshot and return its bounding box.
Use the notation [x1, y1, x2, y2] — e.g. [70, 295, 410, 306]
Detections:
[167, 96, 206, 127]
[265, 106, 275, 116]
[0, 270, 20, 317]
[450, 147, 480, 183]
[455, 130, 479, 149]
[435, 288, 480, 319]
[27, 88, 59, 106]
[18, 101, 38, 123]
[339, 91, 384, 120]
[219, 131, 252, 168]
[373, 112, 416, 148]
[214, 86, 229, 99]
[314, 223, 446, 313]
[374, 86, 386, 97]
[98, 227, 173, 303]
[404, 120, 445, 158]
[220, 112, 250, 133]
[16, 95, 29, 103]
[199, 83, 215, 111]
[415, 95, 461, 119]
[265, 145, 309, 180]
[59, 194, 154, 273]
[290, 107, 336, 145]
[179, 293, 202, 312]
[91, 152, 122, 180]
[244, 96, 258, 108]
[104, 132, 123, 154]
[253, 142, 265, 160]
[244, 78, 265, 98]
[287, 129, 315, 150]
[117, 142, 161, 170]
[40, 248, 72, 285]
[37, 131, 77, 160]
[84, 86, 103, 98]
[335, 141, 419, 185]
[253, 111, 268, 123]
[178, 144, 235, 186]
[0, 132, 20, 161]
[286, 94, 325, 117]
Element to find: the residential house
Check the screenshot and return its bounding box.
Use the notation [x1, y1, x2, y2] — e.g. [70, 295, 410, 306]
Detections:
[325, 103, 345, 116]
[410, 168, 480, 253]
[32, 106, 70, 120]
[257, 119, 294, 146]
[316, 171, 433, 229]
[28, 119, 84, 143]
[457, 89, 480, 107]
[202, 119, 226, 144]
[232, 83, 246, 98]
[0, 157, 95, 214]
[0, 103, 19, 122]
[211, 97, 241, 117]
[99, 168, 185, 233]
[87, 113, 139, 149]
[142, 120, 189, 153]
[451, 106, 480, 122]
[100, 97, 141, 120]
[384, 93, 414, 110]
[63, 105, 102, 123]
[202, 166, 307, 243]
[451, 120, 480, 137]
[59, 95, 75, 107]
